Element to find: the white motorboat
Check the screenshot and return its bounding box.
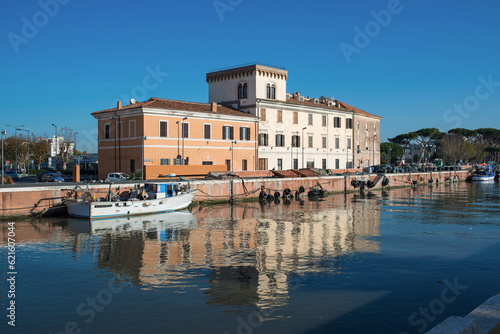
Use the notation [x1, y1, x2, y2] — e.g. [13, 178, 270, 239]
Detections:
[66, 181, 198, 219]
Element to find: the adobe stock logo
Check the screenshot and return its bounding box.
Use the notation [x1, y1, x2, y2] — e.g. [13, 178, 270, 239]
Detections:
[339, 0, 405, 64]
[213, 0, 243, 21]
[7, 0, 72, 54]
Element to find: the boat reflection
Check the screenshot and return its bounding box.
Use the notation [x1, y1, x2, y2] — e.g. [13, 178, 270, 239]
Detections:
[67, 210, 197, 236]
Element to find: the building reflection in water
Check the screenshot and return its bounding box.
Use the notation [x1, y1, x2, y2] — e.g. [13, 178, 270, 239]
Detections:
[2, 191, 383, 311]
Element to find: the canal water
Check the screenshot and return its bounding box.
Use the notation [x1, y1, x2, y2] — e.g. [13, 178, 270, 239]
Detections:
[1, 182, 499, 333]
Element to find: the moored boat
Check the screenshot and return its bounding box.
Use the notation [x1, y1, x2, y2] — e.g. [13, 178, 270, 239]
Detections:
[66, 181, 197, 219]
[468, 165, 496, 182]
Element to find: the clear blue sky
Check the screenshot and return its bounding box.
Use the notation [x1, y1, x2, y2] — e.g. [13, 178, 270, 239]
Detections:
[2, 0, 500, 152]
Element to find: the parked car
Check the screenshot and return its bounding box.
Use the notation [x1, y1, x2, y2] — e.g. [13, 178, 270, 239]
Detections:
[4, 170, 20, 181]
[38, 171, 54, 182]
[105, 172, 130, 182]
[39, 172, 65, 183]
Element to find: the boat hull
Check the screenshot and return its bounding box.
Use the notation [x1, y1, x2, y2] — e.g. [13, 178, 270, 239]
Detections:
[66, 190, 197, 219]
[469, 175, 495, 182]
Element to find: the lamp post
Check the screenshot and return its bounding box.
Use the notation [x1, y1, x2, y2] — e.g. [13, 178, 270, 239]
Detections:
[1, 130, 6, 184]
[231, 140, 237, 172]
[6, 124, 24, 171]
[301, 127, 306, 169]
[109, 118, 117, 171]
[176, 121, 180, 159]
[181, 117, 187, 165]
[51, 123, 58, 170]
[17, 128, 30, 174]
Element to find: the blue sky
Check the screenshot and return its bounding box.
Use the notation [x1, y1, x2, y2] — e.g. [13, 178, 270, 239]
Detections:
[2, 0, 500, 152]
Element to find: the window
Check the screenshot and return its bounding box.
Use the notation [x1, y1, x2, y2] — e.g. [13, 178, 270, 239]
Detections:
[322, 159, 327, 169]
[258, 158, 268, 170]
[240, 127, 250, 140]
[202, 161, 213, 165]
[277, 110, 283, 123]
[357, 160, 360, 168]
[346, 118, 353, 129]
[293, 159, 298, 169]
[242, 159, 247, 171]
[334, 117, 341, 128]
[276, 134, 285, 147]
[260, 108, 266, 121]
[238, 83, 247, 99]
[266, 84, 276, 99]
[258, 133, 268, 146]
[335, 159, 340, 169]
[308, 135, 313, 148]
[374, 124, 377, 135]
[335, 137, 340, 149]
[308, 113, 313, 125]
[307, 161, 314, 168]
[160, 121, 168, 137]
[293, 112, 298, 124]
[347, 138, 352, 149]
[130, 159, 135, 173]
[204, 124, 211, 139]
[223, 126, 234, 140]
[225, 160, 231, 171]
[104, 124, 110, 139]
[129, 120, 136, 138]
[366, 141, 369, 150]
[160, 158, 171, 165]
[277, 159, 283, 170]
[322, 115, 327, 127]
[182, 122, 189, 138]
[357, 122, 360, 131]
[357, 140, 360, 150]
[291, 135, 300, 147]
[322, 136, 327, 149]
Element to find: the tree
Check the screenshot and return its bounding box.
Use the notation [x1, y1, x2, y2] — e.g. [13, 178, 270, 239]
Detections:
[380, 142, 403, 165]
[30, 135, 51, 168]
[391, 132, 418, 166]
[414, 128, 443, 164]
[58, 127, 77, 169]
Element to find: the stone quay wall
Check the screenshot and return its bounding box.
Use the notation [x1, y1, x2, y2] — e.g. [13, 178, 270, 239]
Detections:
[0, 170, 470, 218]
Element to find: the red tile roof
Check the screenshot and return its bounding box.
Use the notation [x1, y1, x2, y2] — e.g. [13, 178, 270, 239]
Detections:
[92, 97, 257, 118]
[284, 97, 381, 119]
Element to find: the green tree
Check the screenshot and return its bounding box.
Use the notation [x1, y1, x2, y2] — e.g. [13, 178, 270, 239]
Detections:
[392, 132, 418, 166]
[380, 142, 403, 165]
[31, 135, 51, 168]
[414, 128, 443, 163]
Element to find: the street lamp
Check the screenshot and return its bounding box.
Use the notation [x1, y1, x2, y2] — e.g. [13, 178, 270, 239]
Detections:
[17, 128, 30, 174]
[181, 117, 187, 165]
[6, 124, 24, 171]
[1, 130, 6, 184]
[109, 118, 117, 171]
[51, 123, 58, 170]
[301, 127, 306, 169]
[231, 140, 237, 172]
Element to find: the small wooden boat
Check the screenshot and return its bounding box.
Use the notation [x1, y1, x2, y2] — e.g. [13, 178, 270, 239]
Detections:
[66, 181, 197, 219]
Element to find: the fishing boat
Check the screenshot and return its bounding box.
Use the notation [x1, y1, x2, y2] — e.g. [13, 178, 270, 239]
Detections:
[468, 165, 496, 182]
[67, 210, 197, 235]
[66, 181, 198, 219]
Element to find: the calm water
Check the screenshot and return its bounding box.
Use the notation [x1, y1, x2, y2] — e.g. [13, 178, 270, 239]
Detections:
[1, 182, 500, 334]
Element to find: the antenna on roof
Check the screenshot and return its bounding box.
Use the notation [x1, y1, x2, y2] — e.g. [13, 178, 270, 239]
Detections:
[130, 98, 136, 105]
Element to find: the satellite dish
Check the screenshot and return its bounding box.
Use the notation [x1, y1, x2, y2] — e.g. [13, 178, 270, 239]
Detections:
[130, 98, 136, 104]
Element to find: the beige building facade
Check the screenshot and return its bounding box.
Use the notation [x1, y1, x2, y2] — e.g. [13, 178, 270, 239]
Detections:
[207, 63, 381, 171]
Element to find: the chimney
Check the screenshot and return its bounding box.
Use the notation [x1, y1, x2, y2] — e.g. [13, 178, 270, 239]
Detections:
[211, 102, 217, 112]
[117, 100, 122, 109]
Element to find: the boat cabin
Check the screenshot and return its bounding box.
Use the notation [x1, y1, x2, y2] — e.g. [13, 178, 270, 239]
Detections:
[145, 182, 180, 199]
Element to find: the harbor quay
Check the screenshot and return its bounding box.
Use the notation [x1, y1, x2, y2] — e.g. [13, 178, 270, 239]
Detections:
[0, 170, 469, 218]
